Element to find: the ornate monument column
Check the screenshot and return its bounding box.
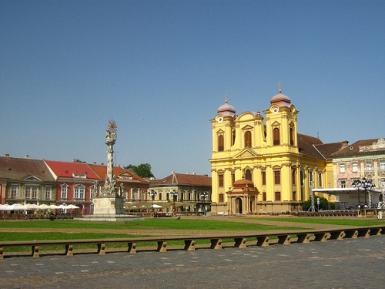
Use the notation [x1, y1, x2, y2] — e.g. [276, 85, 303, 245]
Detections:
[92, 120, 125, 217]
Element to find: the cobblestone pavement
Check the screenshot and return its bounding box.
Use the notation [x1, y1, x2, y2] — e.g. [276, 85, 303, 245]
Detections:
[1, 236, 385, 289]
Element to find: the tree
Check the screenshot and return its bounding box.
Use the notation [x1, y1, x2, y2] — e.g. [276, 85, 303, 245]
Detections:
[302, 196, 335, 211]
[125, 163, 154, 178]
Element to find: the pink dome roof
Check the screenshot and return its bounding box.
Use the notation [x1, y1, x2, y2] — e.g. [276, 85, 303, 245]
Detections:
[217, 98, 236, 117]
[271, 90, 291, 107]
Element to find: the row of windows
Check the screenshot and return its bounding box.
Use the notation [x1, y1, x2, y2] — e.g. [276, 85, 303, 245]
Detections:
[217, 126, 295, 151]
[60, 184, 86, 200]
[8, 185, 53, 200]
[148, 192, 209, 202]
[218, 169, 322, 188]
[339, 160, 385, 173]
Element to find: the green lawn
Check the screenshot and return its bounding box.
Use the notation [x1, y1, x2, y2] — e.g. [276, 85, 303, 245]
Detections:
[257, 217, 385, 227]
[0, 218, 302, 231]
[0, 232, 136, 242]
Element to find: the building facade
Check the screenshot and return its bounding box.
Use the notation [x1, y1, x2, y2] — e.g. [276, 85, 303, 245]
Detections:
[210, 90, 343, 215]
[149, 172, 211, 213]
[88, 163, 149, 209]
[0, 156, 56, 205]
[329, 138, 385, 207]
[45, 160, 100, 214]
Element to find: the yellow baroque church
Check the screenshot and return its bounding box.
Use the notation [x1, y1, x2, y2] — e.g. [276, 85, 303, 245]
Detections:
[210, 89, 342, 215]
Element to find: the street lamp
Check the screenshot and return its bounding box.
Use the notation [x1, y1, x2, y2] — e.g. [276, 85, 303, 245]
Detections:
[352, 178, 375, 208]
[170, 190, 178, 215]
[148, 190, 157, 216]
[199, 191, 209, 215]
[148, 190, 157, 207]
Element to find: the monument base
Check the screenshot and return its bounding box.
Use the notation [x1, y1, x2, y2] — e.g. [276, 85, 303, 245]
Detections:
[77, 197, 142, 222]
[77, 214, 142, 222]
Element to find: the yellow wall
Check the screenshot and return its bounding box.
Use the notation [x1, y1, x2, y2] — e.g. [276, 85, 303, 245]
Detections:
[210, 99, 329, 212]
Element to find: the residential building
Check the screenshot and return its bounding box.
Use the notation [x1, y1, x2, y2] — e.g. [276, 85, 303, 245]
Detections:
[149, 172, 211, 213]
[328, 138, 385, 208]
[44, 160, 99, 214]
[88, 163, 149, 209]
[0, 156, 56, 205]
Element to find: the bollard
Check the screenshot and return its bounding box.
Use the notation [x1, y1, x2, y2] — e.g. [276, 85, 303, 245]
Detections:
[210, 239, 222, 250]
[157, 241, 167, 253]
[128, 242, 136, 254]
[32, 245, 40, 258]
[297, 233, 313, 244]
[97, 243, 106, 255]
[65, 244, 74, 256]
[256, 236, 270, 247]
[234, 237, 247, 248]
[278, 235, 290, 245]
[184, 240, 196, 251]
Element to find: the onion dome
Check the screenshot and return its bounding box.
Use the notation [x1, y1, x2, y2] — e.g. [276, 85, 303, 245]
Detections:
[270, 88, 291, 107]
[217, 97, 236, 117]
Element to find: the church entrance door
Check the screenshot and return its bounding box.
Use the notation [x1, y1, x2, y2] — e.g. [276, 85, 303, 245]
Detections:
[235, 197, 243, 214]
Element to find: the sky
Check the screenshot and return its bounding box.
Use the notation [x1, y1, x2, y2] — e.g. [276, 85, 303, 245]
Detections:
[0, 0, 384, 178]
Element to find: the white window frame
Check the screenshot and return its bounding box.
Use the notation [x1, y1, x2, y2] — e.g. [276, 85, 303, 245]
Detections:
[45, 186, 52, 200]
[366, 162, 373, 171]
[74, 185, 85, 200]
[352, 162, 359, 173]
[10, 184, 18, 199]
[339, 164, 346, 173]
[380, 160, 385, 171]
[25, 185, 32, 199]
[61, 184, 68, 200]
[31, 186, 38, 199]
[340, 179, 346, 188]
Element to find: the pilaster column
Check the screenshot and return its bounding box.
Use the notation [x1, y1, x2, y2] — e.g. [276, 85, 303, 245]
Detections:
[211, 171, 219, 203]
[281, 163, 291, 201]
[266, 165, 274, 201]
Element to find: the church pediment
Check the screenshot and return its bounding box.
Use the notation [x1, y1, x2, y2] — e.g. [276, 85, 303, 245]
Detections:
[234, 148, 257, 159]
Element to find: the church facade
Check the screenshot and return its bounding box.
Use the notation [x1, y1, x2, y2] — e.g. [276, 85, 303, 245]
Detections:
[210, 90, 342, 215]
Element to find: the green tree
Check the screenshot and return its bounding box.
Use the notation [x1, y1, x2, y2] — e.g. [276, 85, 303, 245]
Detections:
[302, 196, 335, 211]
[124, 163, 154, 178]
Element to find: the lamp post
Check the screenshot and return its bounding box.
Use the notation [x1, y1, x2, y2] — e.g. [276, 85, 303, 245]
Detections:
[148, 190, 157, 210]
[170, 190, 178, 215]
[310, 179, 315, 212]
[199, 191, 209, 216]
[352, 178, 375, 208]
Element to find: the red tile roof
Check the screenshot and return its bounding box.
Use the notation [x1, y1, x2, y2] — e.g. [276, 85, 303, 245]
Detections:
[151, 172, 211, 187]
[45, 160, 100, 180]
[88, 164, 148, 183]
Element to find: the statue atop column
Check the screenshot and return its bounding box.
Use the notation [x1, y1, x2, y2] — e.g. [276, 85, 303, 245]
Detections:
[102, 120, 117, 197]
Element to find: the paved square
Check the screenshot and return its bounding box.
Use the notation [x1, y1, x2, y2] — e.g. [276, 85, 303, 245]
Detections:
[1, 236, 385, 288]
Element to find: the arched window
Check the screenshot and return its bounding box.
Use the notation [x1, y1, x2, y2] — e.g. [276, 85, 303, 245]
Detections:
[289, 124, 295, 146]
[245, 169, 252, 181]
[218, 134, 224, 151]
[244, 131, 252, 148]
[273, 127, 280, 145]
